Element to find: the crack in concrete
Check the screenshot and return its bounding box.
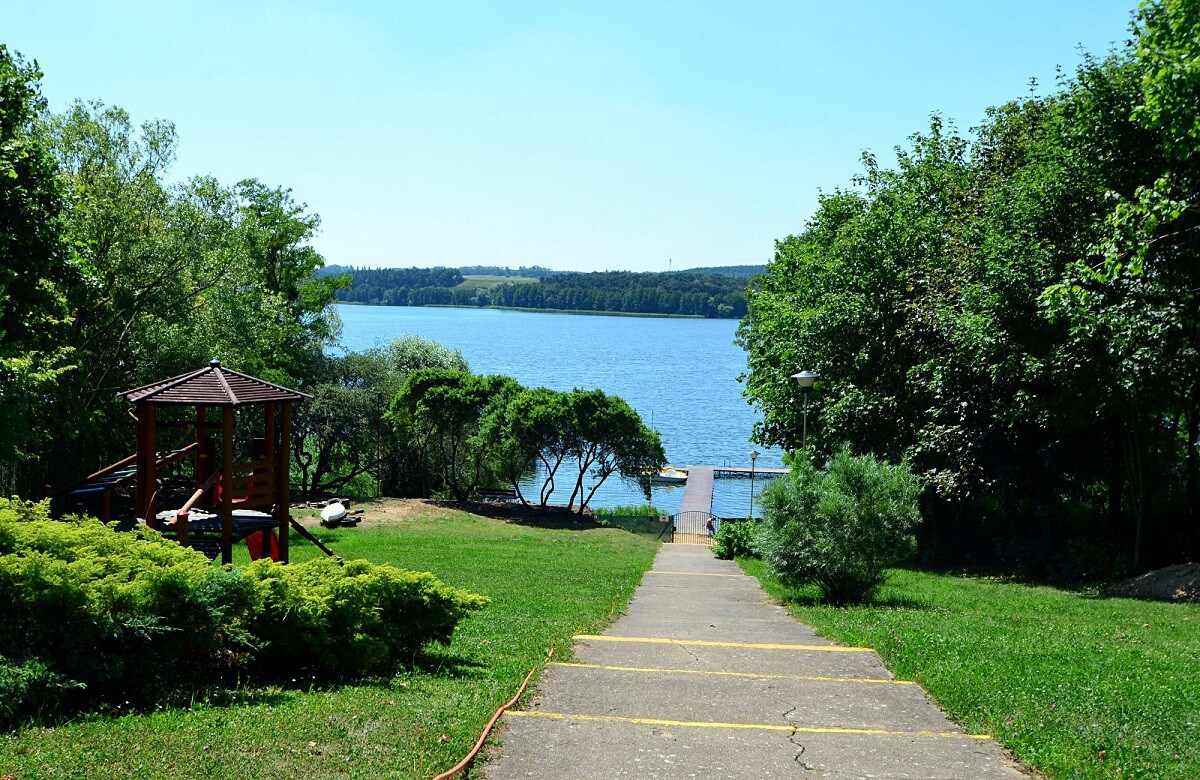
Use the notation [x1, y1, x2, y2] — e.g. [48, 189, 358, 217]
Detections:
[781, 705, 817, 771]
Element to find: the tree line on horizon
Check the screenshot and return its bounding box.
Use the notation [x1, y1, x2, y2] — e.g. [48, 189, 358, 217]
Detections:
[330, 266, 750, 317]
[740, 0, 1200, 578]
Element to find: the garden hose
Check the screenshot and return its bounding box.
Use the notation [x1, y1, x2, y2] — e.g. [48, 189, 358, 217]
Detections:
[431, 647, 555, 780]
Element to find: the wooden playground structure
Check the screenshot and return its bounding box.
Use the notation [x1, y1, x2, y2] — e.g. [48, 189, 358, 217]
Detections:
[63, 360, 312, 564]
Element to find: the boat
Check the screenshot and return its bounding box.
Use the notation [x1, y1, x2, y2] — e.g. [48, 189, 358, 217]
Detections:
[649, 466, 689, 485]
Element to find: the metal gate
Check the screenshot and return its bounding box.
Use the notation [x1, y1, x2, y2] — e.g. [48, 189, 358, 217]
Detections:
[671, 511, 714, 545]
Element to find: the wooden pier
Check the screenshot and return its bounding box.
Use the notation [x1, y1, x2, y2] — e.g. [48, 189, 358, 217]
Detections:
[671, 464, 789, 544]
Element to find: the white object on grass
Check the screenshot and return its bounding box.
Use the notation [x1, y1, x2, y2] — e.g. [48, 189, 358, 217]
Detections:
[321, 502, 347, 522]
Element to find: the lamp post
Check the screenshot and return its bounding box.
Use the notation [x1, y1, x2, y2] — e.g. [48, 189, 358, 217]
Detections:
[790, 370, 820, 449]
[748, 450, 760, 519]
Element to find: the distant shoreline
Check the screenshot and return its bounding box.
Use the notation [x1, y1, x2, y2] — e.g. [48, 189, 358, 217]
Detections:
[335, 301, 719, 320]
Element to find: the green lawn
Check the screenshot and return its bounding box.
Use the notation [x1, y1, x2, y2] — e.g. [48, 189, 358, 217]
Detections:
[740, 559, 1200, 780]
[0, 505, 658, 779]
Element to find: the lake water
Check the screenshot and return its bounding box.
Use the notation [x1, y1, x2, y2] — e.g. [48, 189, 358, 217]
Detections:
[336, 304, 782, 517]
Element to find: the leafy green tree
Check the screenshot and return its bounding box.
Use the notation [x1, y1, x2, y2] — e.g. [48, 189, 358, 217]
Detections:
[741, 1, 1200, 573]
[27, 100, 343, 493]
[388, 369, 522, 501]
[563, 389, 665, 514]
[0, 46, 73, 489]
[496, 387, 574, 509]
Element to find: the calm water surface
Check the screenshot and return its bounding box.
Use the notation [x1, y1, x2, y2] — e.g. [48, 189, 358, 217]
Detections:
[336, 305, 781, 516]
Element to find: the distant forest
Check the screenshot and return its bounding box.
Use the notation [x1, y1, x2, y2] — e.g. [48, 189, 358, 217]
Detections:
[682, 264, 766, 278]
[328, 266, 750, 317]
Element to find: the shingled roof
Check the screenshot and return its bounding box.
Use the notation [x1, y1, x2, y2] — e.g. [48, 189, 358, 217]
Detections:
[118, 361, 312, 406]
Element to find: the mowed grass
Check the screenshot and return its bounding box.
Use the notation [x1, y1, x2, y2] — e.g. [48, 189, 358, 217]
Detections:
[0, 505, 658, 779]
[740, 559, 1200, 780]
[456, 275, 537, 290]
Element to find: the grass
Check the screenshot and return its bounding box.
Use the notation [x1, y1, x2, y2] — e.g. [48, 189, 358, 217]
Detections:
[0, 503, 658, 779]
[739, 559, 1200, 780]
[455, 275, 538, 290]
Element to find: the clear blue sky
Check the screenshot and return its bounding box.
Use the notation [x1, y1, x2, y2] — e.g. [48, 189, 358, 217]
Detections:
[6, 1, 1136, 272]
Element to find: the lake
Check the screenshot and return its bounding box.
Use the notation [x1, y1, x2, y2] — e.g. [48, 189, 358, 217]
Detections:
[336, 304, 783, 517]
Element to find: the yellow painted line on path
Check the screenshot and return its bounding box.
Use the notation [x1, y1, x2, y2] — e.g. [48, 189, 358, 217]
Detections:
[649, 570, 747, 578]
[574, 635, 873, 653]
[506, 710, 991, 740]
[551, 661, 914, 685]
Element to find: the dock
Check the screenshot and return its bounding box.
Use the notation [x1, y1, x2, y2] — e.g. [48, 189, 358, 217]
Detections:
[679, 465, 715, 515]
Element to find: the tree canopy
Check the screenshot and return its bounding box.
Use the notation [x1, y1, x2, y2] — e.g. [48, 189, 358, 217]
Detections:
[739, 0, 1200, 575]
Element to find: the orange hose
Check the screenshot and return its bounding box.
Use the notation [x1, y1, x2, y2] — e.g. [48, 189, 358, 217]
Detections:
[431, 647, 554, 780]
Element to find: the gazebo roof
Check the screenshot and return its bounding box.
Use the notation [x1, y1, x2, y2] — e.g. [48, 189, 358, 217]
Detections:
[118, 361, 311, 406]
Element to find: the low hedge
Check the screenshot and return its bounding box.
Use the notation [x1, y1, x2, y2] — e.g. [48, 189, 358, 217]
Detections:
[0, 497, 486, 728]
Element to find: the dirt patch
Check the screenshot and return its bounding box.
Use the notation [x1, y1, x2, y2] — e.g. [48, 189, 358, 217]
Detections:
[1106, 563, 1200, 602]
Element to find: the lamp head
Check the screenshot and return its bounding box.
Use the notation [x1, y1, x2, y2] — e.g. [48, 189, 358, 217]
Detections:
[791, 370, 819, 389]
[749, 450, 759, 461]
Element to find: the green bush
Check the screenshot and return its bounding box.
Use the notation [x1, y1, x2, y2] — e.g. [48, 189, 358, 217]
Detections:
[242, 556, 488, 675]
[712, 519, 759, 560]
[0, 498, 256, 723]
[0, 498, 486, 727]
[758, 448, 921, 604]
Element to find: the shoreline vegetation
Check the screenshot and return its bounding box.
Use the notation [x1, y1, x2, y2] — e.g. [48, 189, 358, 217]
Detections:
[340, 301, 706, 319]
[324, 266, 751, 319]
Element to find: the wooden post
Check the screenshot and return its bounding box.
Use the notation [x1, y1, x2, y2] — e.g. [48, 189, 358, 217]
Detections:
[264, 402, 276, 459]
[142, 404, 158, 526]
[194, 405, 207, 492]
[134, 407, 146, 521]
[278, 402, 291, 563]
[221, 406, 234, 565]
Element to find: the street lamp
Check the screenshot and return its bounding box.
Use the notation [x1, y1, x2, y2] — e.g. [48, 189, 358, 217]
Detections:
[791, 370, 820, 448]
[748, 450, 760, 519]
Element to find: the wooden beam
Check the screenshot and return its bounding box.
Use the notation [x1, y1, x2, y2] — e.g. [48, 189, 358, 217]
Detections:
[264, 401, 277, 458]
[221, 406, 234, 565]
[279, 402, 291, 563]
[194, 405, 207, 493]
[143, 405, 158, 526]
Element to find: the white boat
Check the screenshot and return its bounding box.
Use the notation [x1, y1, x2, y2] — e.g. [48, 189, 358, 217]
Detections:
[649, 466, 689, 485]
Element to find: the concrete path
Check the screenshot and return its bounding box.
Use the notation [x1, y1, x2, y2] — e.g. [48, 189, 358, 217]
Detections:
[484, 544, 1026, 779]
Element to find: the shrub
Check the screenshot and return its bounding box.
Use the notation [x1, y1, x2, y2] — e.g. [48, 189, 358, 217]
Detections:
[0, 498, 486, 726]
[242, 556, 488, 675]
[758, 448, 921, 604]
[712, 519, 759, 560]
[0, 499, 257, 724]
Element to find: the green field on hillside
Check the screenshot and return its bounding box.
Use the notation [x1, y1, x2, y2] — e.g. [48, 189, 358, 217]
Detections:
[457, 274, 539, 290]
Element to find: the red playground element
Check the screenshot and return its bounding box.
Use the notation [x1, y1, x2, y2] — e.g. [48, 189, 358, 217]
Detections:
[246, 528, 281, 561]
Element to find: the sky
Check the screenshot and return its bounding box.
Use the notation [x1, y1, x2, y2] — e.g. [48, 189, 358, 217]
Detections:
[5, 1, 1137, 272]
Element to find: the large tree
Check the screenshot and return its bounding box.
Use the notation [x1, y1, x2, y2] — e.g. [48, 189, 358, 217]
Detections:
[0, 46, 73, 489]
[740, 0, 1200, 573]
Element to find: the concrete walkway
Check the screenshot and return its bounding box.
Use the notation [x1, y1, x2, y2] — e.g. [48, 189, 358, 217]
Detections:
[484, 544, 1026, 779]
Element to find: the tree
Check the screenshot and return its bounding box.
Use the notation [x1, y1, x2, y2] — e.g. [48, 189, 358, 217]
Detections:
[0, 46, 73, 489]
[388, 369, 522, 501]
[497, 388, 574, 509]
[24, 98, 342, 494]
[740, 0, 1200, 574]
[563, 389, 665, 515]
[294, 337, 470, 498]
